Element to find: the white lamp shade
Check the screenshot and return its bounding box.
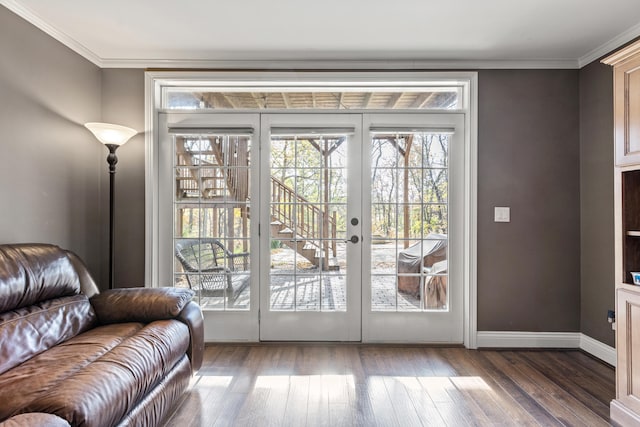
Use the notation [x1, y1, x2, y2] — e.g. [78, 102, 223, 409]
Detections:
[85, 122, 137, 146]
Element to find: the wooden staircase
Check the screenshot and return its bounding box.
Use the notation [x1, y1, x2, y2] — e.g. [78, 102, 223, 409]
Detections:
[269, 177, 339, 271]
[174, 136, 339, 271]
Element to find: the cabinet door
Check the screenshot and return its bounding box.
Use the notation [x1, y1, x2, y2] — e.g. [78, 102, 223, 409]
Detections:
[617, 288, 640, 413]
[614, 55, 640, 166]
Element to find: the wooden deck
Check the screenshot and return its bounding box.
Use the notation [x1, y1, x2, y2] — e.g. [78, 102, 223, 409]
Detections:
[162, 345, 614, 426]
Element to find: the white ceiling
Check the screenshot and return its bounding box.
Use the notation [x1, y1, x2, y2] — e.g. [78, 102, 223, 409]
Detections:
[3, 0, 640, 68]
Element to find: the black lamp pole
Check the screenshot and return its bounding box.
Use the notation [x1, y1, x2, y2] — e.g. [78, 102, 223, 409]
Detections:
[85, 122, 135, 291]
[106, 143, 119, 290]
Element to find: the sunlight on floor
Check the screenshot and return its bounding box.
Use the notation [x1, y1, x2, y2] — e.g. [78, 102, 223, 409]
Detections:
[195, 373, 493, 394]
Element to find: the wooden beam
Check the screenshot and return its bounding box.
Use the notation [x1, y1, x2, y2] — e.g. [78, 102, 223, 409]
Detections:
[386, 93, 402, 109]
[363, 92, 373, 109]
[327, 137, 346, 156]
[312, 92, 317, 108]
[201, 93, 215, 108]
[414, 92, 437, 109]
[308, 139, 322, 153]
[250, 93, 263, 109]
[409, 93, 429, 109]
[338, 92, 344, 109]
[282, 93, 291, 109]
[221, 93, 239, 109]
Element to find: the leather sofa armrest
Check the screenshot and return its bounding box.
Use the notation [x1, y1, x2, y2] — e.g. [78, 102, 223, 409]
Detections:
[0, 413, 70, 427]
[176, 301, 204, 373]
[90, 287, 195, 324]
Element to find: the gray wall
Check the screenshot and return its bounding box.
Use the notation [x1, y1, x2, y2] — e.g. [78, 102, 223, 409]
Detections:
[477, 70, 581, 332]
[0, 5, 621, 342]
[101, 70, 146, 288]
[579, 61, 615, 346]
[0, 7, 103, 275]
[109, 69, 586, 333]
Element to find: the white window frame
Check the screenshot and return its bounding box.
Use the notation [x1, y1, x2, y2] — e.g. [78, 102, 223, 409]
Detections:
[144, 71, 478, 348]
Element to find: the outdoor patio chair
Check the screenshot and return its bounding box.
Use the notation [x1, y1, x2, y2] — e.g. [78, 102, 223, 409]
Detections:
[175, 238, 250, 303]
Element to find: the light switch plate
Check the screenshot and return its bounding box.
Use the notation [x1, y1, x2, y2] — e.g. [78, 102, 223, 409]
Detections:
[494, 207, 510, 222]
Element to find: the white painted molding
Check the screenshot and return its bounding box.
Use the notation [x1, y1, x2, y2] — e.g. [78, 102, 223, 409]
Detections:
[580, 333, 616, 367]
[100, 58, 580, 70]
[579, 21, 640, 67]
[1, 0, 102, 67]
[465, 73, 478, 350]
[477, 331, 616, 367]
[477, 331, 582, 348]
[143, 72, 157, 287]
[611, 400, 640, 426]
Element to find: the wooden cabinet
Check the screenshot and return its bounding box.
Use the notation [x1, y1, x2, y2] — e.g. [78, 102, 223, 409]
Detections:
[604, 40, 640, 426]
[614, 288, 640, 424]
[603, 40, 640, 166]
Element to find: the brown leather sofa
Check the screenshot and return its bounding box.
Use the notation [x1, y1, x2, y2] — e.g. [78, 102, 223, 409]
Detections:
[0, 244, 204, 427]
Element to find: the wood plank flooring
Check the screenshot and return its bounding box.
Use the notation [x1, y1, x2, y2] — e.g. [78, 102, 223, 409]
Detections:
[162, 345, 614, 427]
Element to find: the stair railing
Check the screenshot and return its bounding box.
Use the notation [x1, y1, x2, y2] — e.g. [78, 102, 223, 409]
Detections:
[270, 176, 337, 256]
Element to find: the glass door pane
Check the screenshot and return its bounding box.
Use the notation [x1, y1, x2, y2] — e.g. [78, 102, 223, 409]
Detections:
[173, 132, 252, 311]
[269, 131, 348, 312]
[369, 131, 449, 312]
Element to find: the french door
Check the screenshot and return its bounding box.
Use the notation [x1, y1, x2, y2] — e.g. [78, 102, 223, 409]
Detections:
[259, 114, 363, 341]
[158, 113, 261, 341]
[159, 111, 464, 343]
[362, 113, 464, 343]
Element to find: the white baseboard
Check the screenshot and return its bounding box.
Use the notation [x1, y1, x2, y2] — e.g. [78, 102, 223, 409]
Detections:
[477, 331, 582, 348]
[477, 331, 616, 367]
[611, 399, 640, 426]
[580, 334, 616, 367]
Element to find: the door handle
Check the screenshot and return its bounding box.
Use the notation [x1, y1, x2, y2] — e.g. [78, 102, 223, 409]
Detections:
[345, 235, 359, 244]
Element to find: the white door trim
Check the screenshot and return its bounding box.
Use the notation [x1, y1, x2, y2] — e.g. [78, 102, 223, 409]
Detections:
[144, 71, 478, 346]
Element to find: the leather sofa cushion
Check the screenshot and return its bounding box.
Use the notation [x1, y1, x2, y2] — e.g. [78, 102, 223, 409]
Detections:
[117, 356, 192, 427]
[15, 320, 190, 427]
[0, 245, 80, 313]
[0, 294, 96, 375]
[90, 287, 194, 324]
[64, 251, 100, 299]
[0, 323, 144, 421]
[0, 413, 71, 427]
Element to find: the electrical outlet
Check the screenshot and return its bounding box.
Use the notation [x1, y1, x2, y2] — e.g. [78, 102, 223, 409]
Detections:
[608, 310, 615, 330]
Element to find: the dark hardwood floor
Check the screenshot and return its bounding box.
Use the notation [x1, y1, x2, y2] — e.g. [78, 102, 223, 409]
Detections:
[163, 344, 615, 426]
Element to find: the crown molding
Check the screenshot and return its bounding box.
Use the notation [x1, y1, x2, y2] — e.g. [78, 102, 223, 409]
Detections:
[601, 38, 640, 66]
[579, 21, 640, 67]
[101, 58, 579, 70]
[1, 0, 103, 66]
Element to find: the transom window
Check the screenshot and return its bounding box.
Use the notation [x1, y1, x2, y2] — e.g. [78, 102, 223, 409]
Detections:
[162, 88, 463, 111]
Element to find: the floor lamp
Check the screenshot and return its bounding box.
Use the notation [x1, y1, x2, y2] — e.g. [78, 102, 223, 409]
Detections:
[85, 122, 137, 290]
